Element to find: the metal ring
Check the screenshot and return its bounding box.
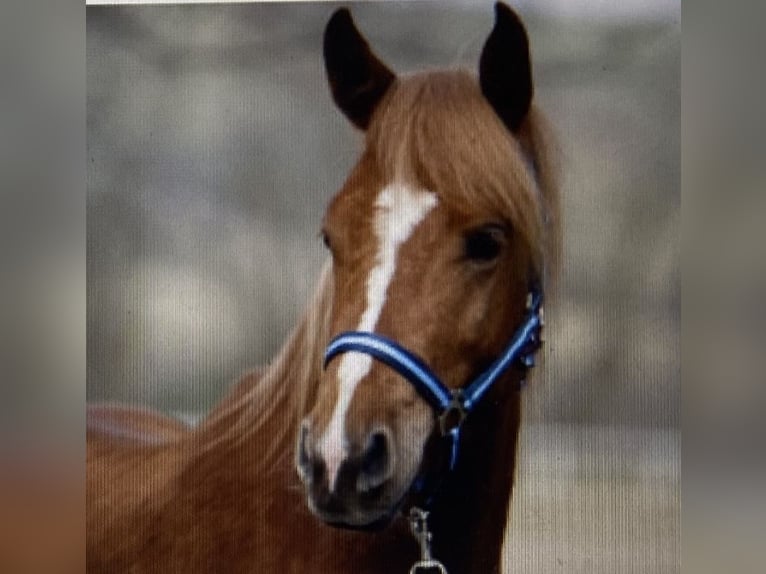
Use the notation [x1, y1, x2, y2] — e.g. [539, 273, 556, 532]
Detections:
[438, 391, 467, 436]
[410, 559, 448, 574]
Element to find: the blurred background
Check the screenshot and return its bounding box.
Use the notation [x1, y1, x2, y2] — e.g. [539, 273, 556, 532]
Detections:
[87, 1, 680, 572]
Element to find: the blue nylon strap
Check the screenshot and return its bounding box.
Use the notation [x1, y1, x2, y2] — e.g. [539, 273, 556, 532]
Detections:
[462, 290, 543, 410]
[324, 332, 453, 412]
[322, 288, 543, 424]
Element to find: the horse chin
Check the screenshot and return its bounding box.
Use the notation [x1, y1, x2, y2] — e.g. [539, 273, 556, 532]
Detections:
[308, 491, 406, 532]
[310, 505, 397, 532]
[324, 512, 394, 532]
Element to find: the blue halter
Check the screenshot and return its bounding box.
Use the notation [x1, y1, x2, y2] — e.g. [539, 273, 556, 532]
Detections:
[323, 286, 544, 502]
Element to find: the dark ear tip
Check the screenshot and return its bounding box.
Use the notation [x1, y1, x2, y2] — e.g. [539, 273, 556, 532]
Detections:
[323, 5, 394, 131]
[494, 2, 524, 28]
[327, 8, 353, 33]
[325, 8, 360, 59]
[481, 2, 533, 133]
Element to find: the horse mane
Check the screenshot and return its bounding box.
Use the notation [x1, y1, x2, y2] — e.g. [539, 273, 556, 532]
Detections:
[196, 262, 334, 466]
[368, 70, 561, 288]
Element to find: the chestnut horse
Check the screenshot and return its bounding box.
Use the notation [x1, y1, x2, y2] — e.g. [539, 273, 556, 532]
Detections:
[87, 4, 561, 573]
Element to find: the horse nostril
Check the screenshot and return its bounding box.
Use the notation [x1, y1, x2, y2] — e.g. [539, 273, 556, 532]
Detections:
[357, 429, 393, 494]
[297, 422, 321, 486]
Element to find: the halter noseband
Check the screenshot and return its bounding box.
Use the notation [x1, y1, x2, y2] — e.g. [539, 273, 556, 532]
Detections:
[322, 285, 544, 504]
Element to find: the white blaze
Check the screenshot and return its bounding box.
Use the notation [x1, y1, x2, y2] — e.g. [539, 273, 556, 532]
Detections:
[318, 182, 438, 491]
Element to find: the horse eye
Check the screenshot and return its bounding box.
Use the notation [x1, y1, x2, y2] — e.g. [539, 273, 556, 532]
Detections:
[464, 225, 506, 263]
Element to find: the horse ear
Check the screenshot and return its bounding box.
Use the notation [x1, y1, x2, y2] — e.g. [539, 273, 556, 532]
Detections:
[324, 8, 396, 130]
[479, 2, 533, 132]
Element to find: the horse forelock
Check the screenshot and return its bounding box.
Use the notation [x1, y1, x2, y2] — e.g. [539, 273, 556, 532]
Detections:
[367, 70, 561, 287]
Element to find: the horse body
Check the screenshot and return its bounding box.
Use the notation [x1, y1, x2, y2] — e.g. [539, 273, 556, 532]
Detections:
[87, 4, 561, 573]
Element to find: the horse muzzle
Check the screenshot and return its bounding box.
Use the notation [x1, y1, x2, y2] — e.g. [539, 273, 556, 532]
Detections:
[297, 422, 404, 528]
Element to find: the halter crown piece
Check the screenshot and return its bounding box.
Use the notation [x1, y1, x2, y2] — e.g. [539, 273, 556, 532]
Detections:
[323, 285, 544, 497]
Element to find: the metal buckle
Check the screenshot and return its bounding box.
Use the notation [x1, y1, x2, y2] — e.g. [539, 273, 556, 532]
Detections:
[437, 390, 467, 436]
[408, 507, 448, 574]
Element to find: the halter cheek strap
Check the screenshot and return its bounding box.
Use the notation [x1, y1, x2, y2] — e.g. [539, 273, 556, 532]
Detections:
[323, 288, 544, 485]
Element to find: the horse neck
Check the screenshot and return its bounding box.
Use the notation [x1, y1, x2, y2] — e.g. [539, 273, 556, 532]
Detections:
[428, 376, 523, 574]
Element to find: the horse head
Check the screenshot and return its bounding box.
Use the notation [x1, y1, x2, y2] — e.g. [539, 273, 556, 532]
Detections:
[297, 2, 548, 529]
